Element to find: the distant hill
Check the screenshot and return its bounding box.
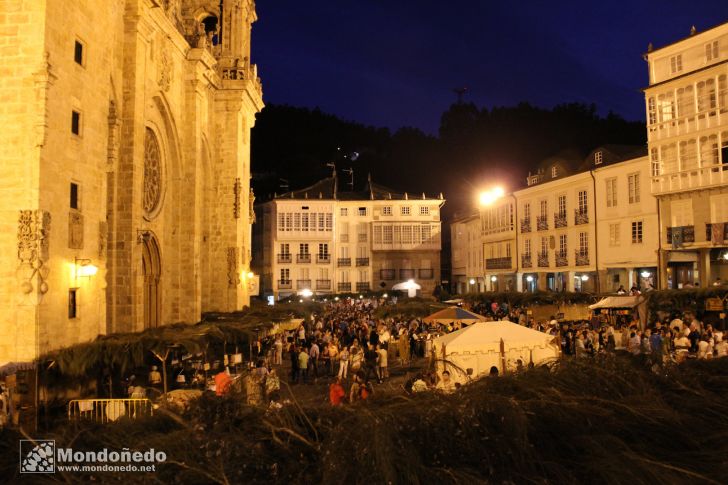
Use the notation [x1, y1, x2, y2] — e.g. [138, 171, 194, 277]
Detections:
[251, 102, 646, 218]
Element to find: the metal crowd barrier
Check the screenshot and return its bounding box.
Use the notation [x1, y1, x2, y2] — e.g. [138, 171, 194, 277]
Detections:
[67, 398, 153, 423]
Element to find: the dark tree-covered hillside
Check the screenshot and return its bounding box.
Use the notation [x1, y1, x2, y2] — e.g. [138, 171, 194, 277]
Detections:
[251, 102, 646, 217]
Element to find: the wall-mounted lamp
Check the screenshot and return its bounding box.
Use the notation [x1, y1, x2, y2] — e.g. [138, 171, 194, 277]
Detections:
[526, 275, 534, 282]
[490, 275, 498, 282]
[73, 257, 98, 282]
[640, 271, 652, 278]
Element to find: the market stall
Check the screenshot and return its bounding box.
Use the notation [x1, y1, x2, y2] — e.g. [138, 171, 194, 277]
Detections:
[588, 295, 647, 329]
[423, 307, 487, 327]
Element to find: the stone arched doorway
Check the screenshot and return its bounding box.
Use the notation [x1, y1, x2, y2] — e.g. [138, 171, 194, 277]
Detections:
[142, 234, 162, 329]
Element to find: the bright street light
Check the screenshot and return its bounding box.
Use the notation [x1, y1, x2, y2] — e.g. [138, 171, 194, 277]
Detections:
[640, 271, 651, 278]
[469, 278, 475, 285]
[490, 275, 497, 282]
[478, 186, 505, 206]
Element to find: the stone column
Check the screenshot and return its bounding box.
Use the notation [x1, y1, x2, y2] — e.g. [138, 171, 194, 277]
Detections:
[516, 272, 524, 292]
[566, 271, 576, 292]
[698, 248, 711, 288]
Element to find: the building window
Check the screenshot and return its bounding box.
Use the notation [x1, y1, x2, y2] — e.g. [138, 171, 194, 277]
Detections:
[559, 234, 567, 253]
[280, 268, 290, 282]
[340, 208, 348, 217]
[280, 243, 289, 255]
[299, 243, 309, 255]
[609, 223, 620, 246]
[540, 237, 548, 254]
[74, 39, 85, 66]
[70, 183, 79, 210]
[628, 173, 640, 204]
[325, 213, 333, 231]
[670, 54, 682, 74]
[524, 239, 531, 256]
[650, 148, 660, 176]
[557, 194, 566, 216]
[706, 41, 719, 62]
[71, 110, 81, 135]
[579, 232, 588, 254]
[383, 225, 393, 244]
[419, 206, 430, 215]
[577, 190, 588, 214]
[647, 97, 657, 125]
[382, 206, 392, 216]
[523, 202, 530, 219]
[631, 221, 643, 244]
[318, 243, 328, 257]
[401, 206, 411, 216]
[606, 178, 617, 207]
[358, 207, 367, 216]
[539, 200, 547, 217]
[594, 151, 603, 165]
[551, 166, 558, 178]
[68, 289, 77, 319]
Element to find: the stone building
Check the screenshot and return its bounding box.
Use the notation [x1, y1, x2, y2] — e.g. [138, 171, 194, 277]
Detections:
[0, 0, 263, 365]
[255, 173, 445, 299]
[644, 22, 728, 288]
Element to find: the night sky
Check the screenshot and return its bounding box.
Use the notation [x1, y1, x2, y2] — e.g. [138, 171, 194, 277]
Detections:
[252, 0, 728, 134]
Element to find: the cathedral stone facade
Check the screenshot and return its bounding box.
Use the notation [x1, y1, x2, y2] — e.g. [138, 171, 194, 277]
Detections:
[0, 0, 263, 365]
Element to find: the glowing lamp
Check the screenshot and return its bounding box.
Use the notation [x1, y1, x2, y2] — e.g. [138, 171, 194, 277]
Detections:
[640, 271, 651, 278]
[581, 275, 589, 281]
[526, 275, 534, 282]
[300, 289, 313, 298]
[490, 276, 497, 282]
[469, 278, 476, 285]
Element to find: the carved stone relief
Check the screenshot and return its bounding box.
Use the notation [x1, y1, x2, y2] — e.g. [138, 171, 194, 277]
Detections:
[249, 187, 256, 223]
[158, 46, 173, 92]
[233, 177, 241, 219]
[17, 210, 51, 295]
[99, 221, 108, 259]
[68, 212, 84, 249]
[227, 247, 239, 288]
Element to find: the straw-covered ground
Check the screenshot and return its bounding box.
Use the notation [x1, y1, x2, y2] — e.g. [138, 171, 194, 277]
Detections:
[2, 355, 727, 484]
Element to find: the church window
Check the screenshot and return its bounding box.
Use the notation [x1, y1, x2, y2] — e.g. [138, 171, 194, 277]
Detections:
[70, 183, 79, 210]
[71, 111, 81, 135]
[143, 128, 163, 219]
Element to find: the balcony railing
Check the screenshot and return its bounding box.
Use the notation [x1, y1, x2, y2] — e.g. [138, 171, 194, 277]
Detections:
[574, 209, 589, 225]
[277, 254, 291, 264]
[356, 257, 370, 266]
[296, 279, 311, 289]
[575, 250, 589, 266]
[485, 257, 512, 270]
[316, 254, 331, 264]
[419, 268, 434, 279]
[706, 222, 728, 243]
[278, 280, 292, 289]
[337, 282, 351, 292]
[400, 269, 416, 280]
[651, 164, 728, 195]
[337, 258, 351, 267]
[296, 254, 311, 263]
[520, 218, 531, 233]
[316, 279, 331, 290]
[537, 252, 549, 268]
[356, 282, 370, 292]
[380, 269, 396, 280]
[667, 226, 695, 245]
[537, 215, 548, 231]
[68, 399, 153, 423]
[521, 255, 532, 268]
[555, 251, 568, 267]
[554, 212, 567, 229]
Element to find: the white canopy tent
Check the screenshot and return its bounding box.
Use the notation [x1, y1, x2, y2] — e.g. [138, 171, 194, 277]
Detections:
[432, 321, 560, 383]
[391, 279, 421, 298]
[588, 296, 647, 328]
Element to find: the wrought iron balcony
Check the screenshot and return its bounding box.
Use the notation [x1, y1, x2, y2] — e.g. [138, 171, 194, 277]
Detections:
[316, 254, 331, 264]
[555, 251, 568, 267]
[356, 282, 370, 292]
[337, 282, 351, 292]
[337, 258, 351, 266]
[380, 269, 396, 280]
[574, 209, 589, 225]
[296, 279, 311, 289]
[537, 252, 549, 268]
[277, 280, 292, 289]
[521, 255, 532, 268]
[316, 279, 331, 290]
[485, 257, 512, 270]
[419, 268, 434, 279]
[277, 254, 291, 264]
[356, 257, 370, 267]
[575, 250, 589, 266]
[296, 254, 311, 263]
[536, 215, 548, 231]
[554, 212, 567, 229]
[706, 222, 728, 243]
[520, 218, 531, 233]
[399, 269, 416, 280]
[667, 226, 695, 245]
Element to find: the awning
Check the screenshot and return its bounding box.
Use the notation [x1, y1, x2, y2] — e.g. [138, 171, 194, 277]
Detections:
[588, 296, 645, 310]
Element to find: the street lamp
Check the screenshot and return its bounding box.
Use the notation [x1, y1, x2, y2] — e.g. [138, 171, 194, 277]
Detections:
[478, 186, 505, 207]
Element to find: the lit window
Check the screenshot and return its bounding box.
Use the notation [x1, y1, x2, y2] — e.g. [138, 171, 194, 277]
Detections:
[628, 173, 640, 204]
[631, 221, 643, 244]
[420, 206, 430, 215]
[594, 151, 602, 164]
[382, 206, 392, 216]
[551, 166, 558, 178]
[670, 54, 683, 74]
[606, 178, 617, 208]
[401, 206, 411, 215]
[706, 41, 719, 62]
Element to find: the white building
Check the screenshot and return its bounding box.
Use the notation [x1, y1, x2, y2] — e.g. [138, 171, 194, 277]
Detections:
[644, 22, 728, 288]
[256, 174, 444, 299]
[450, 212, 483, 294]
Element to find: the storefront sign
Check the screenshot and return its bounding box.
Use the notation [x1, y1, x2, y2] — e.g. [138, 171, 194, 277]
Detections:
[706, 298, 725, 311]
